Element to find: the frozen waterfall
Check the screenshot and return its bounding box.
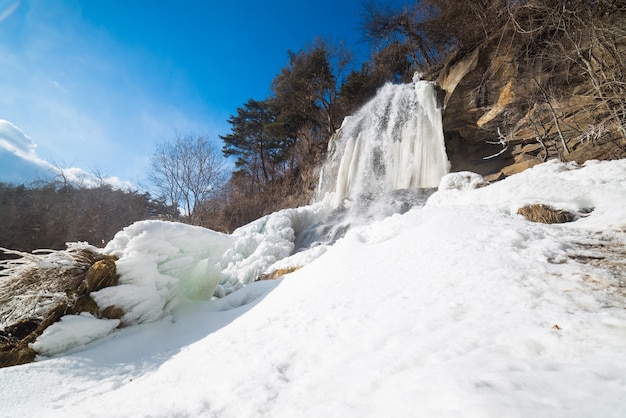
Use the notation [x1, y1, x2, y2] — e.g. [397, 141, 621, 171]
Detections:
[75, 79, 453, 328]
[317, 80, 450, 209]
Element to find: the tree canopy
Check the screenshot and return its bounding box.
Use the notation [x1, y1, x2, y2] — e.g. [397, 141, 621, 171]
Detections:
[0, 181, 172, 253]
[149, 134, 226, 225]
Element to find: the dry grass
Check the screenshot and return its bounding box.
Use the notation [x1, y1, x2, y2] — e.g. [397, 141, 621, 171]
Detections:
[0, 243, 122, 367]
[517, 204, 575, 224]
[256, 266, 302, 281]
[0, 243, 102, 329]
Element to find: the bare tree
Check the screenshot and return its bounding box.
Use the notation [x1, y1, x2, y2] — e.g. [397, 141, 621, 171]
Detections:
[148, 134, 227, 225]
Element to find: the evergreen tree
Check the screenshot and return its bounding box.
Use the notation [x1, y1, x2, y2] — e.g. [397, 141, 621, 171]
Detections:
[221, 99, 291, 191]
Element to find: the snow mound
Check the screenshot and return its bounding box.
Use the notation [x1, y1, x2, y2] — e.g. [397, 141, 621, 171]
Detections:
[29, 313, 119, 357]
[438, 171, 488, 191]
[1, 159, 626, 417]
[218, 202, 330, 296]
[99, 220, 233, 324]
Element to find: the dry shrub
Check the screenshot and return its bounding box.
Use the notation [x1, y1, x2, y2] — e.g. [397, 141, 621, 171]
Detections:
[256, 266, 301, 281]
[0, 244, 101, 328]
[0, 244, 121, 368]
[101, 306, 124, 320]
[517, 204, 574, 224]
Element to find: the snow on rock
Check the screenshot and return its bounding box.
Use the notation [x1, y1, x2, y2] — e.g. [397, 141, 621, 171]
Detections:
[29, 313, 120, 357]
[216, 202, 331, 296]
[429, 158, 626, 229]
[217, 210, 297, 294]
[438, 171, 488, 191]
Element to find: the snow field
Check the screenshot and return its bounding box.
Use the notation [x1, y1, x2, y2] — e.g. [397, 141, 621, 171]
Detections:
[1, 159, 625, 417]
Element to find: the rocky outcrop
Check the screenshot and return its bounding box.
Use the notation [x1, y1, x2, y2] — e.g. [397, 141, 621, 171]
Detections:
[433, 33, 626, 180]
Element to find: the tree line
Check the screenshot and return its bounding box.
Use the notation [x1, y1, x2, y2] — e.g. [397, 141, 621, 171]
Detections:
[0, 180, 174, 254]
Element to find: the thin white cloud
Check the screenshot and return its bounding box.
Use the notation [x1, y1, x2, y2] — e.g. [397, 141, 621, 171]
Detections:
[0, 119, 133, 189]
[50, 79, 68, 94]
[0, 1, 227, 186]
[0, 119, 49, 166]
[0, 0, 20, 22]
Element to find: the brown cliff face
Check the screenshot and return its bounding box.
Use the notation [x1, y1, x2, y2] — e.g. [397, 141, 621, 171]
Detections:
[433, 19, 626, 180]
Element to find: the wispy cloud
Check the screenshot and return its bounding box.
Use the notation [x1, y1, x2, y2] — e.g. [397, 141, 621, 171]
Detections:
[0, 119, 133, 189]
[0, 0, 20, 22]
[0, 0, 226, 186]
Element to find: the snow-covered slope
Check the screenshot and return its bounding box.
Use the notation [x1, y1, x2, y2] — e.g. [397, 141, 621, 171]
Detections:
[1, 159, 625, 417]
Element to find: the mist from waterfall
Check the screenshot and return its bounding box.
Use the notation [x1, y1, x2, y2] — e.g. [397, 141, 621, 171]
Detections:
[317, 80, 450, 209]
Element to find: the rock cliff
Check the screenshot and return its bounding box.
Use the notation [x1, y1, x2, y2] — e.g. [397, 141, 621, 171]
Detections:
[432, 20, 626, 180]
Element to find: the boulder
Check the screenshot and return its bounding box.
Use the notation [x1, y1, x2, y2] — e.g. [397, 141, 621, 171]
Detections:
[84, 257, 119, 292]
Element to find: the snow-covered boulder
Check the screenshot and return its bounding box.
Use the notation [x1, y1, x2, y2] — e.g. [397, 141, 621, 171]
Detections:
[437, 171, 488, 191]
[100, 220, 234, 325]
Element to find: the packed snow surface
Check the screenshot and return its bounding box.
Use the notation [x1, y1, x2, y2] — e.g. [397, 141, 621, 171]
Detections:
[2, 159, 626, 417]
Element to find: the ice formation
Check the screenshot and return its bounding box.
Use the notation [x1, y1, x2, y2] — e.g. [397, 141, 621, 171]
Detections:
[97, 220, 233, 324]
[25, 79, 453, 350]
[93, 79, 452, 327]
[94, 203, 332, 325]
[317, 80, 450, 208]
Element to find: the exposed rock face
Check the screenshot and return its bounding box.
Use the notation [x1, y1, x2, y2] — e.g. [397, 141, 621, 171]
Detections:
[433, 38, 626, 179]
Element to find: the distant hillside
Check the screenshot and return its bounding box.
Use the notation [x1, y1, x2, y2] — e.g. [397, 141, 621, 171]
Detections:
[0, 148, 54, 185]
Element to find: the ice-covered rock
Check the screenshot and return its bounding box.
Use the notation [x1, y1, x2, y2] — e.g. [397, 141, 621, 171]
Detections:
[437, 171, 488, 191]
[100, 220, 233, 324]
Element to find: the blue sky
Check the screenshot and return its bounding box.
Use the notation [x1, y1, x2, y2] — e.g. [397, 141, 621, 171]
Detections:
[0, 0, 406, 187]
